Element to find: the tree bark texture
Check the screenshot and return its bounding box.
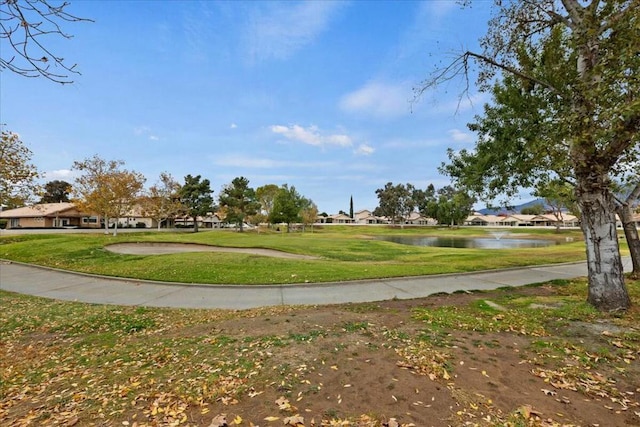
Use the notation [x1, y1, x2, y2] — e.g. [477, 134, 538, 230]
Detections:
[616, 202, 640, 277]
[576, 174, 630, 311]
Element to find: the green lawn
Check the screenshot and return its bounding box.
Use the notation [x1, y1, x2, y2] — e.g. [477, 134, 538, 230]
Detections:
[0, 226, 595, 284]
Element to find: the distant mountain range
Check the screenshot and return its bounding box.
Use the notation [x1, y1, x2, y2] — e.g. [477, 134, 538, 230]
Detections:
[477, 199, 550, 215]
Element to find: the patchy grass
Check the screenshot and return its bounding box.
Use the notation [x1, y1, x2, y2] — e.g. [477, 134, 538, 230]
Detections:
[1, 275, 639, 426]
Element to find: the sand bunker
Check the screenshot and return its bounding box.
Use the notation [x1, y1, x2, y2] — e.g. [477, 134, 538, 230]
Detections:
[105, 242, 318, 260]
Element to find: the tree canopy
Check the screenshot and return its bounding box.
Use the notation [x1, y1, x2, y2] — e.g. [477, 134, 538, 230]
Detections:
[0, 129, 40, 208]
[218, 176, 260, 232]
[72, 155, 145, 236]
[140, 172, 183, 230]
[40, 180, 71, 203]
[416, 185, 475, 226]
[179, 175, 213, 232]
[373, 182, 416, 225]
[432, 0, 638, 311]
[256, 184, 280, 218]
[269, 184, 309, 232]
[300, 200, 319, 232]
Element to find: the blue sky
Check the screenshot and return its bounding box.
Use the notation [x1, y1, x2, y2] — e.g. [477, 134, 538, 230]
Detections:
[1, 0, 500, 214]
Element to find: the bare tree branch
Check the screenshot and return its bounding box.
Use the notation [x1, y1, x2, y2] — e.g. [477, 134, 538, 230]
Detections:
[0, 0, 93, 84]
[415, 48, 563, 108]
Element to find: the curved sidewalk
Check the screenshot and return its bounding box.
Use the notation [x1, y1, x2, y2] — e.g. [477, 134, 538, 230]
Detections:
[0, 258, 633, 310]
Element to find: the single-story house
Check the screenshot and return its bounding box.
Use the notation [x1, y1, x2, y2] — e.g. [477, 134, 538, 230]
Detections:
[174, 213, 222, 229]
[530, 214, 580, 228]
[333, 213, 356, 224]
[499, 214, 536, 227]
[117, 205, 156, 228]
[318, 213, 356, 224]
[404, 212, 437, 226]
[353, 209, 387, 224]
[0, 202, 101, 229]
[464, 214, 504, 226]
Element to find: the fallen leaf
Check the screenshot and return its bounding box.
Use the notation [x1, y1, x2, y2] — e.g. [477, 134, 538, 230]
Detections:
[384, 418, 399, 427]
[276, 396, 292, 411]
[209, 414, 228, 427]
[283, 415, 304, 426]
[518, 405, 531, 419]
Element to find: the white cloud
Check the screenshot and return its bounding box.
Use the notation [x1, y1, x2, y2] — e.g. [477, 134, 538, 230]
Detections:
[270, 124, 352, 148]
[149, 135, 159, 141]
[230, 123, 238, 129]
[45, 169, 77, 180]
[245, 2, 344, 62]
[448, 129, 474, 143]
[354, 144, 375, 156]
[339, 81, 410, 118]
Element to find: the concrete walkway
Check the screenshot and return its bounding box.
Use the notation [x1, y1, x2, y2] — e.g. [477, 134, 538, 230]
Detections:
[0, 258, 633, 310]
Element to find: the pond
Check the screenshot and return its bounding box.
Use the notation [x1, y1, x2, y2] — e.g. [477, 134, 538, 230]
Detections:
[375, 235, 566, 249]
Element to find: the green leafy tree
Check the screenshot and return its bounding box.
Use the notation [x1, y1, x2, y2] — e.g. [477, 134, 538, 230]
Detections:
[349, 195, 354, 219]
[416, 185, 474, 226]
[218, 176, 261, 232]
[269, 184, 308, 232]
[40, 180, 72, 203]
[520, 204, 544, 216]
[0, 129, 40, 208]
[179, 175, 213, 233]
[436, 186, 475, 226]
[413, 184, 436, 217]
[431, 1, 638, 311]
[256, 184, 280, 221]
[374, 182, 416, 226]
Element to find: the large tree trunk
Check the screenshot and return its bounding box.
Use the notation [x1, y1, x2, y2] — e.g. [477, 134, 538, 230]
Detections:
[576, 175, 630, 311]
[193, 215, 199, 233]
[616, 201, 640, 278]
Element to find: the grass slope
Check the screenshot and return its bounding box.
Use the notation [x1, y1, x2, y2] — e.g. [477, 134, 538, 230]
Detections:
[0, 227, 591, 284]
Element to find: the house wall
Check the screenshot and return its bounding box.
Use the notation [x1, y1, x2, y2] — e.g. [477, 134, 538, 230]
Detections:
[4, 216, 95, 229]
[119, 217, 154, 228]
[8, 217, 46, 228]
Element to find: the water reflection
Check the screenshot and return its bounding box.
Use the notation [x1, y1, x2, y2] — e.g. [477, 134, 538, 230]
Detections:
[376, 235, 561, 249]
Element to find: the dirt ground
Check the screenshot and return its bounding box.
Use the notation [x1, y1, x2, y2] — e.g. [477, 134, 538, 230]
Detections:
[174, 286, 640, 427]
[2, 280, 639, 427]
